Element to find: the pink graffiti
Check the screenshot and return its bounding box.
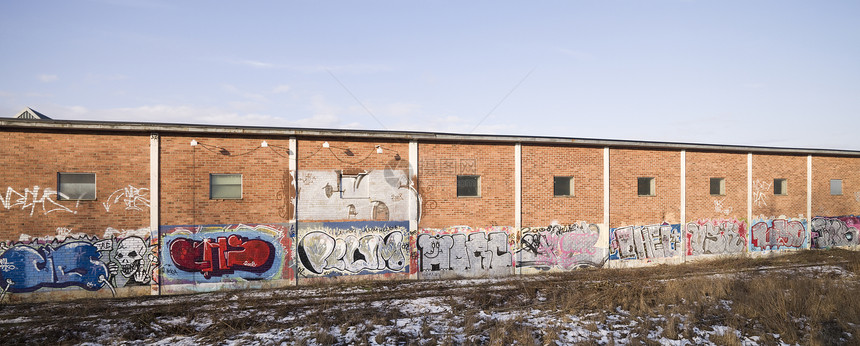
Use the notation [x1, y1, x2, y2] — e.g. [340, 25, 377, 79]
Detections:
[534, 232, 599, 269]
[750, 219, 805, 250]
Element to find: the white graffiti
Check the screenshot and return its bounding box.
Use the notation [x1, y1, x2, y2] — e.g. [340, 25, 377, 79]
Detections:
[417, 231, 512, 276]
[297, 170, 409, 221]
[0, 186, 76, 216]
[686, 220, 746, 256]
[298, 228, 408, 275]
[713, 198, 732, 216]
[103, 185, 150, 212]
[612, 224, 680, 260]
[752, 180, 772, 208]
[811, 217, 859, 248]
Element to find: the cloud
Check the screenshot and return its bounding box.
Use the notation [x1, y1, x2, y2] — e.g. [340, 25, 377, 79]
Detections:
[272, 85, 292, 94]
[38, 74, 58, 83]
[226, 58, 392, 74]
[236, 60, 277, 68]
[220, 84, 267, 102]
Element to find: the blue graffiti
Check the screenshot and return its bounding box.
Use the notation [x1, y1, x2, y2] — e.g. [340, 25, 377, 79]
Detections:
[0, 242, 109, 293]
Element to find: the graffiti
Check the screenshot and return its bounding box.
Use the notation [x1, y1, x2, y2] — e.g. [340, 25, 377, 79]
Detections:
[0, 228, 155, 294]
[752, 180, 772, 208]
[750, 219, 806, 251]
[275, 169, 296, 220]
[609, 223, 680, 260]
[297, 222, 408, 277]
[103, 185, 150, 212]
[518, 223, 607, 270]
[169, 235, 275, 278]
[685, 219, 746, 256]
[417, 227, 513, 276]
[297, 170, 408, 221]
[160, 224, 293, 284]
[0, 242, 109, 293]
[855, 191, 860, 203]
[0, 186, 76, 216]
[419, 158, 477, 176]
[811, 216, 860, 248]
[713, 198, 732, 216]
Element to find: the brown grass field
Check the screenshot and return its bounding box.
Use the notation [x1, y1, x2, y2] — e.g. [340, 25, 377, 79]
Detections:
[1, 249, 858, 345]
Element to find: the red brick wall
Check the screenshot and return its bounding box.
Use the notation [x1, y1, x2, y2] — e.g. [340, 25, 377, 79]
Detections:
[812, 156, 860, 217]
[159, 135, 293, 226]
[751, 154, 807, 219]
[609, 148, 681, 227]
[418, 142, 515, 228]
[685, 151, 748, 222]
[296, 138, 410, 222]
[0, 130, 150, 241]
[522, 144, 603, 225]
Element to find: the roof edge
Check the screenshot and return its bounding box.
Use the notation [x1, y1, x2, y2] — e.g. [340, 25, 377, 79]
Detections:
[2, 117, 859, 156]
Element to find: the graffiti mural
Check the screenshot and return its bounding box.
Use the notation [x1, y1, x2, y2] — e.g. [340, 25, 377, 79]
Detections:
[685, 219, 747, 256]
[609, 223, 681, 260]
[517, 222, 608, 271]
[752, 180, 772, 208]
[297, 170, 409, 221]
[0, 228, 156, 295]
[297, 221, 409, 278]
[160, 224, 294, 285]
[417, 226, 514, 278]
[749, 218, 807, 251]
[0, 186, 76, 216]
[811, 216, 859, 248]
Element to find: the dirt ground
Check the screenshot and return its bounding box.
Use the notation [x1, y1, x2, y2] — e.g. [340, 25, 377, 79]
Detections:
[1, 249, 858, 345]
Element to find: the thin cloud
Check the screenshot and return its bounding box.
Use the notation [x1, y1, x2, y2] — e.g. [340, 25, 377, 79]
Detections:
[38, 74, 58, 83]
[272, 85, 292, 94]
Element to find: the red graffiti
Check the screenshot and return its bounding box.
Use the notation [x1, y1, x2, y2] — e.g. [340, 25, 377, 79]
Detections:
[750, 219, 805, 250]
[168, 235, 274, 278]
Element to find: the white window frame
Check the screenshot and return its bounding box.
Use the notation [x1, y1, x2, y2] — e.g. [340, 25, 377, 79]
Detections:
[210, 173, 243, 199]
[57, 172, 97, 200]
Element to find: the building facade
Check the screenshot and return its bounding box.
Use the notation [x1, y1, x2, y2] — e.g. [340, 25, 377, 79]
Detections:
[1, 118, 858, 301]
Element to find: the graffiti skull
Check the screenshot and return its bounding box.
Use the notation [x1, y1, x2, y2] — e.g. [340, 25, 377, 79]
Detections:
[116, 237, 146, 277]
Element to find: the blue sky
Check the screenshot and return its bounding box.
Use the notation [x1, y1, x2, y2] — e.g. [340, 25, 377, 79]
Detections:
[2, 1, 859, 150]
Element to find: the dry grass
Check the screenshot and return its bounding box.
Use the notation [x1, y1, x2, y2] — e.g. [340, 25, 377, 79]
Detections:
[0, 249, 858, 345]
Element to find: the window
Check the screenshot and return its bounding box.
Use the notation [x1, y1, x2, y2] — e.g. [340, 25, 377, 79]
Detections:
[210, 174, 242, 199]
[638, 177, 656, 196]
[710, 178, 726, 196]
[830, 179, 843, 195]
[457, 175, 480, 197]
[554, 176, 574, 196]
[57, 173, 96, 200]
[774, 179, 787, 195]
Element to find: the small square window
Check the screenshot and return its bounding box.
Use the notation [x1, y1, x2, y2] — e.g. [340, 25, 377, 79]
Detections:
[638, 177, 656, 196]
[774, 179, 787, 195]
[210, 174, 242, 199]
[457, 175, 480, 197]
[830, 179, 843, 195]
[710, 178, 726, 196]
[554, 176, 574, 196]
[57, 173, 96, 200]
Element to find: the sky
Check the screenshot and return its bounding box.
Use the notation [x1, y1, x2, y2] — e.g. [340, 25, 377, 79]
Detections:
[1, 1, 859, 150]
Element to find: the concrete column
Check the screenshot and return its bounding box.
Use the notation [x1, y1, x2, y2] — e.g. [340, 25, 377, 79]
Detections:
[408, 141, 419, 231]
[748, 153, 753, 245]
[680, 150, 686, 262]
[515, 143, 522, 231]
[604, 147, 610, 227]
[807, 155, 812, 249]
[149, 133, 159, 296]
[289, 137, 297, 223]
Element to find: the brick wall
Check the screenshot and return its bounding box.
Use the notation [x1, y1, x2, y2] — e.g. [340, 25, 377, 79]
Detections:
[418, 142, 515, 228]
[522, 144, 603, 226]
[159, 135, 293, 226]
[685, 151, 748, 222]
[0, 130, 150, 241]
[609, 148, 681, 227]
[296, 138, 409, 222]
[751, 154, 807, 219]
[812, 156, 860, 217]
